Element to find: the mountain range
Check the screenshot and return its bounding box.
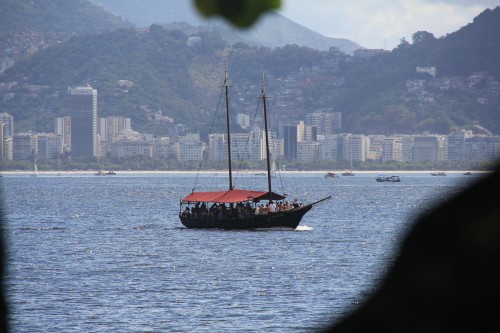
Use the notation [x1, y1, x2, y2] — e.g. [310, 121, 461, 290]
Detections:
[0, 1, 499, 137]
[89, 0, 362, 54]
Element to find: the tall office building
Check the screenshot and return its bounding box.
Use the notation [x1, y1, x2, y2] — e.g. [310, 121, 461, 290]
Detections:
[70, 87, 97, 157]
[0, 123, 3, 159]
[283, 124, 298, 160]
[0, 112, 14, 137]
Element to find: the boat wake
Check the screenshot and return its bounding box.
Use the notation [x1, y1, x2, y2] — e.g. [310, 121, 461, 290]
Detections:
[296, 225, 314, 231]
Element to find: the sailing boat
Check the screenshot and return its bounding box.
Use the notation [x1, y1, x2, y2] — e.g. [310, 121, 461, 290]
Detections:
[178, 69, 330, 230]
[342, 143, 355, 176]
[31, 160, 38, 177]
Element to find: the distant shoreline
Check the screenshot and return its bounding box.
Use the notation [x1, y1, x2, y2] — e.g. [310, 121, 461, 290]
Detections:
[1, 170, 491, 176]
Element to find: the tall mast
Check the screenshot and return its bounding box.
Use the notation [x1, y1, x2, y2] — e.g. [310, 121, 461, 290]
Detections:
[261, 72, 273, 201]
[224, 63, 233, 190]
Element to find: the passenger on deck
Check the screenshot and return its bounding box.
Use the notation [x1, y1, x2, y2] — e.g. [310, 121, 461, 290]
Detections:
[269, 201, 276, 213]
[182, 206, 191, 217]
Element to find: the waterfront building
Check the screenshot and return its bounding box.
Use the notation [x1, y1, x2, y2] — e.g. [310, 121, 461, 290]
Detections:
[464, 135, 500, 161]
[413, 134, 447, 162]
[110, 140, 153, 158]
[400, 135, 415, 162]
[447, 130, 473, 161]
[152, 137, 170, 159]
[297, 141, 319, 161]
[283, 124, 298, 160]
[70, 86, 97, 158]
[367, 135, 385, 161]
[207, 130, 263, 162]
[54, 116, 71, 151]
[207, 133, 226, 161]
[13, 132, 38, 161]
[318, 134, 339, 160]
[349, 134, 369, 162]
[0, 123, 3, 160]
[0, 112, 14, 137]
[98, 116, 131, 143]
[3, 136, 13, 161]
[37, 133, 63, 160]
[382, 137, 403, 162]
[305, 109, 342, 135]
[97, 116, 132, 156]
[178, 133, 204, 161]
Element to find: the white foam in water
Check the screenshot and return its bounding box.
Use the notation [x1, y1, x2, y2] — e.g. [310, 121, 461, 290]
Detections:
[296, 225, 314, 231]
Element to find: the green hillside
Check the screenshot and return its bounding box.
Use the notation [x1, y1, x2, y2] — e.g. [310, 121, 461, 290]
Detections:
[0, 0, 131, 33]
[1, 5, 499, 137]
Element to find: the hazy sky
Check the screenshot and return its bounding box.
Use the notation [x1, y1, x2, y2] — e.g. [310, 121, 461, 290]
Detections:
[277, 0, 499, 49]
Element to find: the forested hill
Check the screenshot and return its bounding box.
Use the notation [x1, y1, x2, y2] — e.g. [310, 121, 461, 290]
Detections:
[0, 0, 131, 33]
[333, 6, 500, 134]
[0, 6, 499, 137]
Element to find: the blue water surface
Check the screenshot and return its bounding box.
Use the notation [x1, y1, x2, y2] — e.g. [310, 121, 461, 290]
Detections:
[1, 172, 479, 332]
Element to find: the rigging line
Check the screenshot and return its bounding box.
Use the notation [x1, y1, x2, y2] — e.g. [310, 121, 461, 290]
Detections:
[192, 86, 225, 193]
[264, 97, 288, 196]
[233, 96, 263, 189]
[270, 136, 286, 195]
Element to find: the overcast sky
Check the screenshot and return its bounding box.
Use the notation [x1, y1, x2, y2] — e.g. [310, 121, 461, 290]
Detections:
[277, 0, 499, 49]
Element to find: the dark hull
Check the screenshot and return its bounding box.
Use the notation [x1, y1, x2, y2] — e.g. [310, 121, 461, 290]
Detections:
[179, 204, 313, 230]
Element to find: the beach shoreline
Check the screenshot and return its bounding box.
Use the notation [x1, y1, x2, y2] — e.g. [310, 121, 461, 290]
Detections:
[0, 169, 491, 176]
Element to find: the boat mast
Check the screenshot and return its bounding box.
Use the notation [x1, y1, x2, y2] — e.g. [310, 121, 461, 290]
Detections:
[261, 73, 273, 202]
[224, 63, 233, 190]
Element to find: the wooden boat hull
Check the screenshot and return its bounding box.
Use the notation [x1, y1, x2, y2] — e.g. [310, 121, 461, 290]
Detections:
[179, 204, 313, 230]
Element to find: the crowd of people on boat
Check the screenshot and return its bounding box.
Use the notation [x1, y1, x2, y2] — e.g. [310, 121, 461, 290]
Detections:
[180, 199, 302, 220]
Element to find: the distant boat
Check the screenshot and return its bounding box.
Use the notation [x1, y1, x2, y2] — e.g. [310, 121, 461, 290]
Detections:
[324, 172, 339, 178]
[341, 170, 355, 176]
[463, 171, 473, 176]
[430, 171, 447, 176]
[95, 170, 117, 176]
[255, 160, 277, 177]
[376, 175, 401, 182]
[31, 161, 38, 177]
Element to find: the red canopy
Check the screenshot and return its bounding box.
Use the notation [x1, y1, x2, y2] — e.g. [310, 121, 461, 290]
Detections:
[181, 188, 286, 204]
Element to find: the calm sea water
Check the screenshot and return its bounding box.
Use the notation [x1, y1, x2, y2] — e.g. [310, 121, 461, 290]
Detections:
[1, 172, 480, 332]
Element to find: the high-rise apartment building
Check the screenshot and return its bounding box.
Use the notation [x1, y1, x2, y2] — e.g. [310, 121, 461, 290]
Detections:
[447, 130, 473, 161]
[13, 133, 38, 160]
[70, 86, 97, 157]
[37, 134, 63, 160]
[54, 116, 71, 151]
[0, 123, 3, 159]
[305, 110, 341, 135]
[0, 112, 14, 137]
[413, 134, 447, 162]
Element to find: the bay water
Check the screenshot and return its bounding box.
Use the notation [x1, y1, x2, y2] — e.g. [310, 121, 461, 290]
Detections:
[1, 172, 478, 332]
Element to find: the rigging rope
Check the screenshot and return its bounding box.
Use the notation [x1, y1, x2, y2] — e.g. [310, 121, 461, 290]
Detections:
[191, 87, 224, 193]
